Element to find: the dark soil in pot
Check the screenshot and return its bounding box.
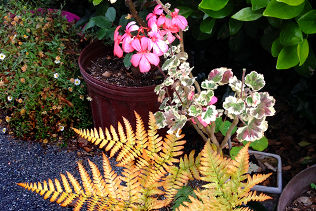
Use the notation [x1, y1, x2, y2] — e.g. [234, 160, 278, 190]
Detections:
[285, 187, 316, 210]
[86, 54, 165, 87]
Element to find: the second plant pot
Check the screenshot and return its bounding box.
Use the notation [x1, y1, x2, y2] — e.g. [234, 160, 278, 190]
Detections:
[79, 40, 161, 131]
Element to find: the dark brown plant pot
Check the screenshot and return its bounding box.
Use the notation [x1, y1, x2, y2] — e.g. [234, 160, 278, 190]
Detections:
[277, 164, 316, 211]
[79, 40, 161, 131]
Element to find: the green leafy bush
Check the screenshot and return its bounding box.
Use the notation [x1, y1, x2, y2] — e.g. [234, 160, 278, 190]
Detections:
[0, 1, 92, 142]
[177, 0, 315, 76]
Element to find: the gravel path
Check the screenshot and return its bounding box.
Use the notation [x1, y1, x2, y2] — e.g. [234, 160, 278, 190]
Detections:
[0, 132, 121, 211]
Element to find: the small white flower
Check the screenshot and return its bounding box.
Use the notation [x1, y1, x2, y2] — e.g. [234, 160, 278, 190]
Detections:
[7, 96, 13, 101]
[74, 79, 81, 85]
[59, 125, 65, 131]
[54, 73, 59, 78]
[2, 128, 6, 133]
[55, 60, 61, 64]
[86, 96, 92, 101]
[0, 53, 6, 60]
[109, 0, 117, 3]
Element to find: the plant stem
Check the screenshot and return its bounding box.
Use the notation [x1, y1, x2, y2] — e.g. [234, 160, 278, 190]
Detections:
[220, 117, 239, 149]
[125, 0, 147, 27]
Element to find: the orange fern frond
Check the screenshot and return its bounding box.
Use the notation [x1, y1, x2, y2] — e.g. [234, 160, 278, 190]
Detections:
[176, 142, 271, 211]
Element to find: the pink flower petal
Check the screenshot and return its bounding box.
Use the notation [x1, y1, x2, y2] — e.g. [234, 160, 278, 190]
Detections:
[130, 53, 142, 67]
[210, 96, 218, 105]
[139, 56, 151, 73]
[144, 53, 159, 66]
[131, 39, 141, 52]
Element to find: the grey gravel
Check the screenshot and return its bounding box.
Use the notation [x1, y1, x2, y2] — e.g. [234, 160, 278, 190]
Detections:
[0, 132, 122, 211]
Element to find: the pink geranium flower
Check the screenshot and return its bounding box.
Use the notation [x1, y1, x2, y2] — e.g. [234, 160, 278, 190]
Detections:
[171, 8, 188, 30]
[130, 37, 160, 73]
[148, 23, 168, 56]
[113, 26, 123, 58]
[121, 21, 139, 53]
[146, 4, 164, 27]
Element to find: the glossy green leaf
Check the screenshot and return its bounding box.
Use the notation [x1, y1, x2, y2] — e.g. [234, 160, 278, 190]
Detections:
[250, 136, 268, 151]
[82, 20, 95, 31]
[200, 17, 216, 34]
[199, 2, 233, 19]
[267, 17, 283, 28]
[97, 28, 108, 39]
[93, 0, 103, 6]
[297, 39, 309, 66]
[260, 30, 280, 52]
[277, 0, 305, 6]
[232, 7, 263, 21]
[220, 121, 237, 136]
[177, 6, 195, 18]
[105, 7, 116, 22]
[91, 16, 112, 28]
[119, 15, 128, 27]
[277, 45, 299, 69]
[198, 0, 229, 11]
[279, 21, 303, 46]
[123, 53, 132, 67]
[263, 0, 305, 19]
[251, 0, 269, 10]
[215, 117, 223, 133]
[294, 49, 315, 77]
[297, 10, 316, 34]
[229, 18, 243, 35]
[271, 38, 282, 57]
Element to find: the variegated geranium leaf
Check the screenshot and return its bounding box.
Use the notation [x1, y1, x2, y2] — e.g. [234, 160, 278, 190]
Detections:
[246, 92, 261, 107]
[223, 96, 245, 115]
[229, 76, 244, 94]
[196, 90, 214, 106]
[208, 68, 225, 83]
[188, 104, 202, 117]
[166, 113, 187, 136]
[157, 88, 166, 103]
[219, 69, 233, 85]
[201, 80, 218, 90]
[248, 92, 276, 119]
[162, 55, 176, 71]
[201, 105, 218, 124]
[176, 51, 188, 61]
[154, 111, 167, 129]
[163, 77, 174, 86]
[245, 71, 265, 91]
[180, 76, 195, 87]
[237, 117, 268, 142]
[159, 97, 170, 110]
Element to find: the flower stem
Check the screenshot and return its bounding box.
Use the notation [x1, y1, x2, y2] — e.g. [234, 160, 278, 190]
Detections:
[125, 0, 147, 27]
[220, 117, 239, 149]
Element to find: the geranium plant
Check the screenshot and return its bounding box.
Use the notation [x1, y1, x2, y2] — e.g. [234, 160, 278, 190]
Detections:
[109, 0, 276, 151]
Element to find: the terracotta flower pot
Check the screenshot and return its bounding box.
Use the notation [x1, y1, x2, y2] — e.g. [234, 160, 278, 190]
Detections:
[277, 164, 316, 211]
[79, 40, 161, 131]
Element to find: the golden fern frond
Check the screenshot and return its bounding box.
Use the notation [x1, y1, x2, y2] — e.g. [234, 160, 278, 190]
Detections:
[199, 141, 230, 189]
[177, 142, 271, 211]
[228, 142, 250, 182]
[17, 178, 79, 208]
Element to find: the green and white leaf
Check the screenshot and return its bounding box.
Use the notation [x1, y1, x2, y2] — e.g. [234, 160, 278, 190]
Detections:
[237, 117, 268, 142]
[246, 92, 261, 107]
[208, 67, 225, 82]
[245, 71, 265, 91]
[154, 111, 167, 129]
[188, 104, 203, 117]
[201, 80, 218, 90]
[229, 76, 244, 94]
[196, 90, 214, 106]
[248, 92, 276, 119]
[223, 96, 246, 115]
[201, 105, 218, 125]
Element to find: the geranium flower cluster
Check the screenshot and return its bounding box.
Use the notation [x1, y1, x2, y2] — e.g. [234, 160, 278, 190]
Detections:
[113, 5, 188, 73]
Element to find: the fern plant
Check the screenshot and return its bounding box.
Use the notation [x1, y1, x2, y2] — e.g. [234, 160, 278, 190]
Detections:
[17, 112, 271, 210]
[17, 112, 200, 210]
[177, 142, 272, 211]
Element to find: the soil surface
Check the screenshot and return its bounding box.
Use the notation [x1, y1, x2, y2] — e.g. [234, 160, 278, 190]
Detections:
[86, 55, 165, 87]
[285, 188, 316, 210]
